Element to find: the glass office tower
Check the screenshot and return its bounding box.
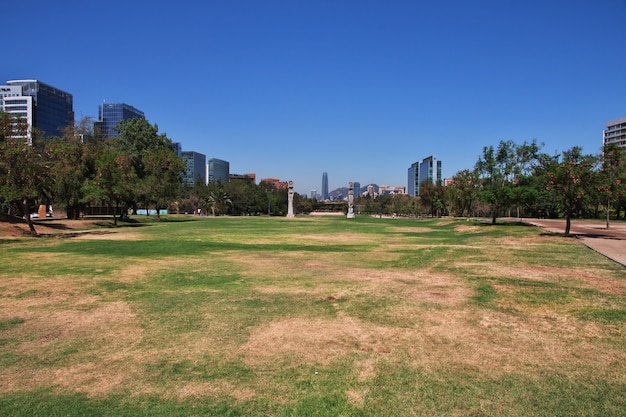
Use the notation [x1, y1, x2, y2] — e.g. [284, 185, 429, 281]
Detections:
[6, 80, 74, 138]
[322, 172, 329, 200]
[95, 103, 145, 139]
[181, 151, 206, 185]
[208, 158, 230, 184]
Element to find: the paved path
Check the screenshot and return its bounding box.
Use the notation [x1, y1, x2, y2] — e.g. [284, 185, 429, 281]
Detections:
[522, 218, 626, 267]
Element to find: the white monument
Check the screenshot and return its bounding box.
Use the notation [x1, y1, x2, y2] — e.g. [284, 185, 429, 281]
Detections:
[347, 182, 355, 218]
[287, 181, 295, 218]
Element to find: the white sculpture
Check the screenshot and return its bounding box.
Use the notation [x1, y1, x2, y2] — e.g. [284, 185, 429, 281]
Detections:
[287, 181, 295, 218]
[347, 182, 355, 218]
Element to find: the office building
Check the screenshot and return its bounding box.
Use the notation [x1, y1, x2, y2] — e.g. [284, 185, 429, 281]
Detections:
[604, 116, 626, 148]
[322, 172, 329, 200]
[3, 79, 73, 139]
[1, 85, 33, 139]
[171, 142, 182, 156]
[379, 185, 406, 195]
[95, 102, 144, 139]
[353, 182, 361, 197]
[208, 158, 230, 184]
[408, 155, 442, 197]
[181, 151, 206, 185]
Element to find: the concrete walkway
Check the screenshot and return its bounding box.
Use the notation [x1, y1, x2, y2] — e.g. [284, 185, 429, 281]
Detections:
[521, 218, 626, 267]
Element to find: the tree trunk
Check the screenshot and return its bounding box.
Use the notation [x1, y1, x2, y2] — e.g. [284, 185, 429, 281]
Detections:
[565, 206, 572, 236]
[21, 199, 37, 236]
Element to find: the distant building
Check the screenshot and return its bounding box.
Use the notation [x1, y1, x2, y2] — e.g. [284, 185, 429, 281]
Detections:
[181, 151, 206, 185]
[171, 142, 182, 156]
[261, 177, 288, 190]
[208, 158, 230, 184]
[408, 155, 442, 197]
[379, 185, 406, 195]
[604, 116, 626, 148]
[310, 189, 317, 199]
[230, 173, 256, 183]
[95, 102, 144, 139]
[322, 172, 329, 200]
[353, 182, 361, 197]
[3, 79, 74, 140]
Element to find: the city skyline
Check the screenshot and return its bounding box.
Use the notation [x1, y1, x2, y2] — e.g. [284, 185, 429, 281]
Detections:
[2, 1, 625, 195]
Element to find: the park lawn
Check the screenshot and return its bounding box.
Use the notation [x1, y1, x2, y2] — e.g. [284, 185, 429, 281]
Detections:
[0, 215, 624, 416]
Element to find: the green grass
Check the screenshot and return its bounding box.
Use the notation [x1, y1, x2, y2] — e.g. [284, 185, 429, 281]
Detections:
[1, 215, 625, 416]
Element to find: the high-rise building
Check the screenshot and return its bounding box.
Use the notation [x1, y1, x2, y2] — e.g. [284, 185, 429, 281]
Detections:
[171, 142, 182, 156]
[0, 85, 33, 139]
[181, 151, 206, 185]
[94, 102, 144, 139]
[208, 158, 230, 184]
[353, 182, 361, 197]
[408, 155, 442, 197]
[604, 116, 626, 148]
[3, 80, 73, 139]
[322, 172, 329, 200]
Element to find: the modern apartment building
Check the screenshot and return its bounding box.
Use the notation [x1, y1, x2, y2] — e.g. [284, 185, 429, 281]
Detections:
[208, 158, 230, 184]
[2, 79, 73, 140]
[408, 155, 442, 197]
[94, 102, 144, 139]
[181, 151, 206, 185]
[604, 116, 626, 148]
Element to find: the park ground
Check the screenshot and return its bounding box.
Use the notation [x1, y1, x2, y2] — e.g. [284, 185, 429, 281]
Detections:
[0, 215, 625, 416]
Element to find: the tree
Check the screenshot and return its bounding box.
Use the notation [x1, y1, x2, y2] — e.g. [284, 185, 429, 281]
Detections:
[141, 148, 185, 219]
[475, 141, 517, 224]
[0, 112, 48, 235]
[113, 117, 176, 211]
[82, 148, 136, 225]
[448, 169, 479, 217]
[48, 117, 104, 219]
[206, 190, 233, 216]
[600, 144, 626, 227]
[545, 147, 598, 235]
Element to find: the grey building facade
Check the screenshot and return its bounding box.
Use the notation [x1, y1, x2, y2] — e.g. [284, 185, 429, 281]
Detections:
[208, 158, 230, 184]
[181, 151, 206, 185]
[604, 116, 626, 148]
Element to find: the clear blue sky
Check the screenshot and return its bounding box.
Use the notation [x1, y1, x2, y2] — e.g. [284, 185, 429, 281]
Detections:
[3, 0, 625, 195]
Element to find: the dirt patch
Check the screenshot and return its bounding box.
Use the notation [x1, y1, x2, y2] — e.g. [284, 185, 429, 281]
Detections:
[240, 316, 398, 366]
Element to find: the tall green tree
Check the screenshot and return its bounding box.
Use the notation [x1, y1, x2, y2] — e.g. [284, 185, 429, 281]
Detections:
[600, 143, 626, 226]
[48, 117, 104, 219]
[545, 147, 599, 235]
[475, 140, 516, 224]
[0, 112, 48, 235]
[448, 169, 480, 217]
[82, 149, 136, 225]
[113, 117, 181, 213]
[142, 148, 185, 218]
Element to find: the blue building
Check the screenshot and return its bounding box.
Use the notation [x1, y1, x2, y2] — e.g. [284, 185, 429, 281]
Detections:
[95, 102, 144, 139]
[208, 158, 230, 184]
[408, 156, 442, 197]
[322, 172, 329, 200]
[5, 79, 74, 139]
[181, 151, 206, 185]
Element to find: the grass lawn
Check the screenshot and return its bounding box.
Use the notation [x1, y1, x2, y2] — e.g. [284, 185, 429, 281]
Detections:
[0, 215, 625, 416]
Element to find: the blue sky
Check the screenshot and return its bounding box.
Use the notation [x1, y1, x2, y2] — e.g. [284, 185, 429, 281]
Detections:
[3, 0, 626, 194]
